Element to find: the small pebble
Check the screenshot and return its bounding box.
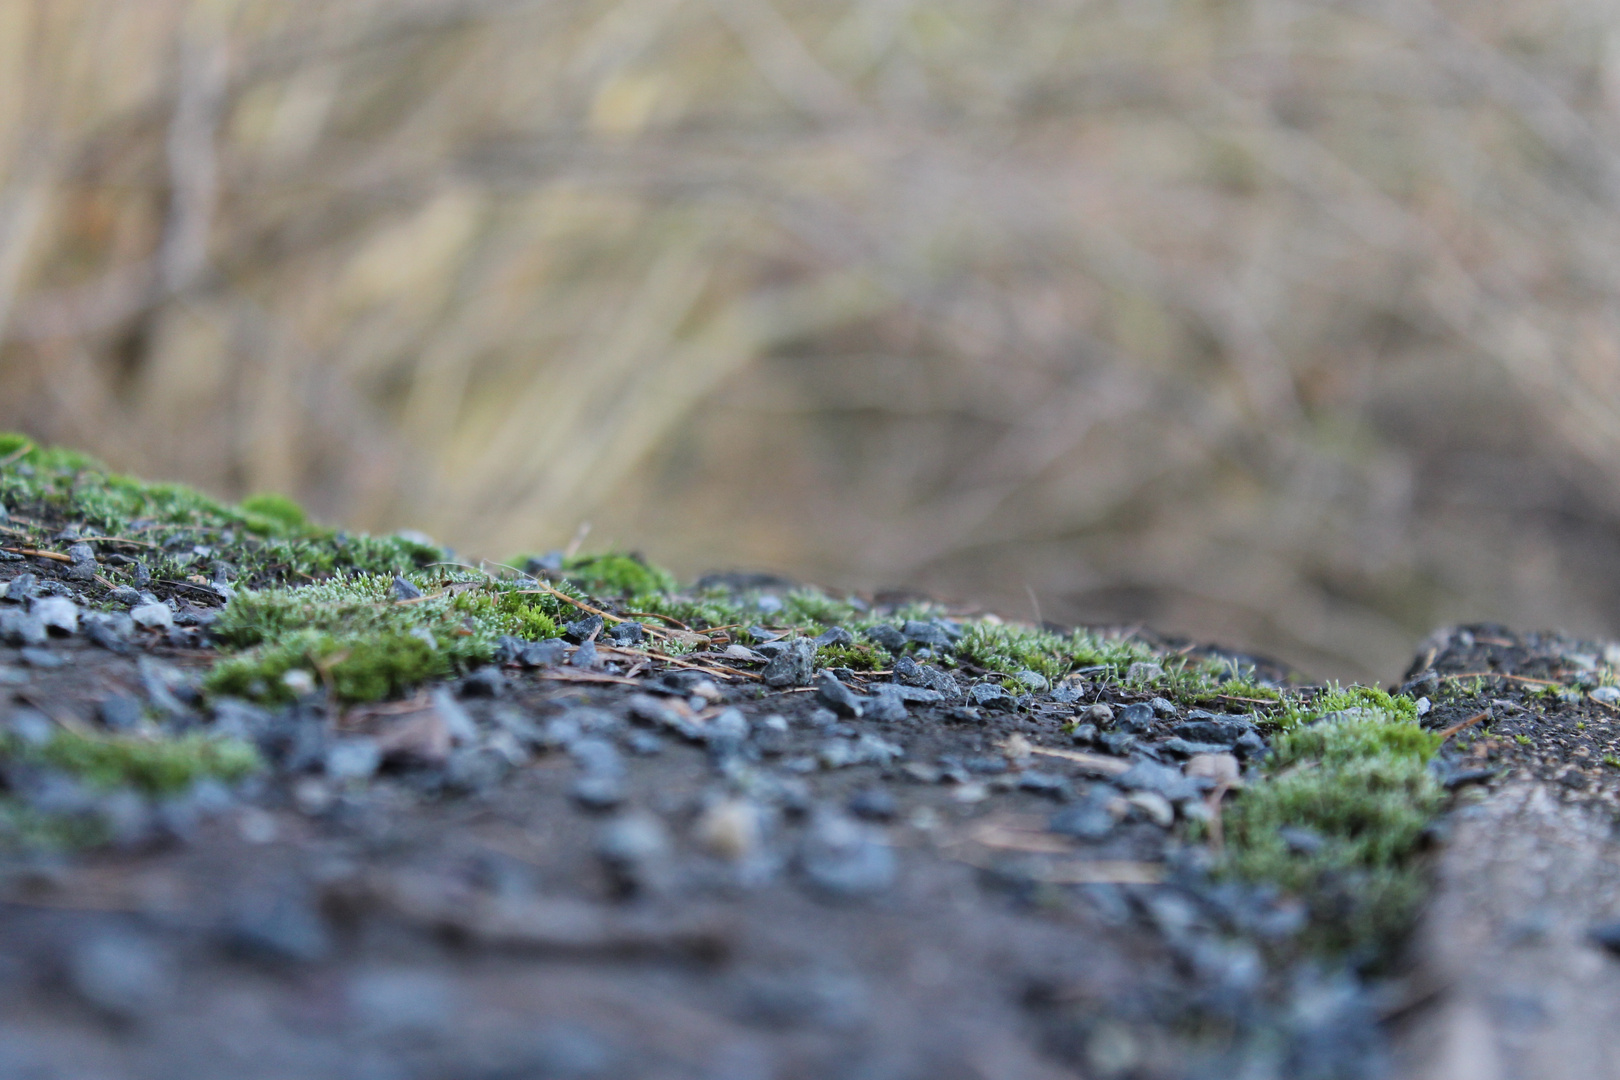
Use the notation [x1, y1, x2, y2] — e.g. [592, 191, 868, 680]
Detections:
[1080, 703, 1114, 726]
[847, 787, 898, 821]
[130, 601, 174, 631]
[694, 798, 765, 861]
[798, 812, 895, 898]
[31, 596, 79, 636]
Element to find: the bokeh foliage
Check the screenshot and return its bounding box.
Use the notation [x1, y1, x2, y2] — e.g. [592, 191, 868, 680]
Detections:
[3, 0, 1620, 679]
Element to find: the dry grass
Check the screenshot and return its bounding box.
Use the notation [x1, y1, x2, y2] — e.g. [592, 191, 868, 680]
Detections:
[3, 0, 1620, 679]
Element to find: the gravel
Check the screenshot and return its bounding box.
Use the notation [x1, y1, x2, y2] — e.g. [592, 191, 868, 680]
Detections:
[130, 601, 174, 630]
[762, 638, 817, 688]
[815, 672, 868, 718]
[798, 812, 895, 898]
[31, 596, 78, 636]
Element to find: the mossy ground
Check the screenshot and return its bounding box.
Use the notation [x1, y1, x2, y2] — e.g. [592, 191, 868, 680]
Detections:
[0, 434, 1454, 959]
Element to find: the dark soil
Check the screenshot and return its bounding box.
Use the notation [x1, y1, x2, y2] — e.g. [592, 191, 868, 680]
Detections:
[4, 457, 1613, 1080]
[0, 580, 1385, 1079]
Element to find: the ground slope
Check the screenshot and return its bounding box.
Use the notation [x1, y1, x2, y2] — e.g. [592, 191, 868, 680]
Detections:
[0, 439, 1612, 1079]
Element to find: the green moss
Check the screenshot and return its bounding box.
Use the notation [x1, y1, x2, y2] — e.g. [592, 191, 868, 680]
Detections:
[207, 628, 455, 704]
[816, 643, 893, 671]
[781, 589, 859, 627]
[205, 571, 564, 704]
[0, 434, 444, 587]
[1277, 683, 1418, 729]
[11, 731, 261, 795]
[238, 492, 313, 534]
[0, 801, 111, 852]
[559, 552, 677, 596]
[1223, 702, 1442, 963]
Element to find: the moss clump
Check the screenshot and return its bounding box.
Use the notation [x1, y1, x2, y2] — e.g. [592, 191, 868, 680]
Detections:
[207, 628, 452, 704]
[557, 552, 677, 596]
[205, 571, 564, 704]
[955, 621, 1163, 685]
[1277, 683, 1418, 729]
[12, 731, 261, 795]
[238, 492, 312, 533]
[0, 435, 444, 588]
[817, 643, 892, 671]
[1223, 704, 1442, 962]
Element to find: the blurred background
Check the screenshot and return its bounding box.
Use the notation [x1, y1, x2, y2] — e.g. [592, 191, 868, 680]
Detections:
[2, 0, 1619, 683]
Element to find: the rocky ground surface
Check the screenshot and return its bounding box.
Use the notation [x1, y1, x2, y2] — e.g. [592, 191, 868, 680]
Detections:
[3, 445, 1620, 1080]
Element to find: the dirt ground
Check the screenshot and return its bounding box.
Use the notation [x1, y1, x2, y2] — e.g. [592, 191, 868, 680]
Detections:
[5, 588, 1620, 1079]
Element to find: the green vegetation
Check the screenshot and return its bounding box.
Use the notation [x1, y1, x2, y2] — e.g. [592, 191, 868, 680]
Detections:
[1222, 703, 1442, 963]
[23, 730, 261, 794]
[817, 643, 893, 671]
[556, 552, 677, 596]
[205, 571, 565, 704]
[0, 435, 444, 588]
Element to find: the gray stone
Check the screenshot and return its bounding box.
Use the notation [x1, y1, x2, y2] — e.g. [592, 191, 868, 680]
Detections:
[571, 774, 625, 810]
[445, 746, 512, 794]
[325, 738, 382, 781]
[813, 626, 854, 648]
[520, 639, 567, 667]
[1100, 732, 1137, 756]
[83, 612, 133, 652]
[901, 620, 953, 652]
[98, 695, 142, 731]
[966, 682, 1016, 712]
[1051, 682, 1083, 705]
[563, 614, 603, 643]
[1049, 794, 1118, 840]
[847, 787, 897, 821]
[1159, 737, 1229, 758]
[430, 687, 478, 744]
[627, 694, 701, 741]
[816, 672, 868, 718]
[19, 648, 61, 668]
[1150, 697, 1178, 717]
[1172, 718, 1251, 745]
[130, 601, 174, 630]
[596, 812, 672, 895]
[704, 707, 751, 753]
[1080, 702, 1114, 726]
[1017, 770, 1072, 799]
[67, 931, 174, 1021]
[569, 639, 599, 669]
[864, 624, 907, 652]
[1013, 669, 1048, 691]
[4, 573, 35, 602]
[1126, 661, 1164, 684]
[460, 666, 506, 697]
[762, 638, 817, 688]
[607, 620, 644, 646]
[1115, 702, 1155, 733]
[799, 813, 895, 898]
[569, 737, 624, 778]
[1234, 730, 1267, 758]
[224, 892, 332, 964]
[1117, 760, 1205, 802]
[30, 596, 78, 636]
[863, 685, 910, 722]
[0, 609, 45, 646]
[391, 575, 423, 600]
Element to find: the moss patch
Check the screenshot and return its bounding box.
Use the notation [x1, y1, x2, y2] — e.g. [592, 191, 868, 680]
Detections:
[205, 572, 565, 704]
[5, 730, 261, 796]
[1222, 703, 1442, 963]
